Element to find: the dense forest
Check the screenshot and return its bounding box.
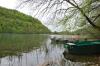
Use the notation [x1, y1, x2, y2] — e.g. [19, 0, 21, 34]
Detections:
[0, 7, 51, 33]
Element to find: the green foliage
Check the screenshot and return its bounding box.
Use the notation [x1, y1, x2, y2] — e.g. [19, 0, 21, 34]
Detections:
[0, 6, 51, 33]
[72, 0, 100, 38]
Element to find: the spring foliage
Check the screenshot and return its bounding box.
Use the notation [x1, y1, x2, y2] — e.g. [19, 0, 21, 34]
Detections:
[0, 7, 51, 33]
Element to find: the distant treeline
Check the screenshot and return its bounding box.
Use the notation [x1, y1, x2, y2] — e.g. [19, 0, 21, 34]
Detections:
[57, 25, 100, 38]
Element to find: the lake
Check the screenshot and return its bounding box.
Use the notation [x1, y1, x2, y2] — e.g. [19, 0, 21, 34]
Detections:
[0, 34, 100, 66]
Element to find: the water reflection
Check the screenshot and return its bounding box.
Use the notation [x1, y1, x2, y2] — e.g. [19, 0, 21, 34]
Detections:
[0, 34, 100, 66]
[0, 38, 64, 66]
[63, 54, 100, 66]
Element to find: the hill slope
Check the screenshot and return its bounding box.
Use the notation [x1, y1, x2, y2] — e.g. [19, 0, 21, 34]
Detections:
[0, 7, 51, 33]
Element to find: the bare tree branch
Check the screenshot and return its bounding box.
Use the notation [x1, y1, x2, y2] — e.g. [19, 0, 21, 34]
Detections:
[93, 14, 100, 22]
[17, 0, 100, 30]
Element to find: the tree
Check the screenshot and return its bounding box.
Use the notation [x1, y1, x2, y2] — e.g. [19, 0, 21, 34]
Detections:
[17, 0, 100, 30]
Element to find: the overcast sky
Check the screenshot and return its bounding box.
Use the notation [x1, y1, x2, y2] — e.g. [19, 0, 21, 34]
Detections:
[0, 0, 17, 9]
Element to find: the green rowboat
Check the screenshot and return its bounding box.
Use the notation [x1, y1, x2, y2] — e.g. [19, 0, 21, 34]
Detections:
[64, 40, 100, 55]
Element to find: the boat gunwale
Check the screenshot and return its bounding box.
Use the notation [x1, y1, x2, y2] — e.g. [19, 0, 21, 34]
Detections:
[64, 40, 100, 46]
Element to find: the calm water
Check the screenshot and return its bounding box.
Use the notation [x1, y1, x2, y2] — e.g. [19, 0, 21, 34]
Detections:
[0, 34, 100, 66]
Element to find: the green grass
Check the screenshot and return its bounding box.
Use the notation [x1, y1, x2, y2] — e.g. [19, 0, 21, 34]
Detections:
[0, 6, 51, 33]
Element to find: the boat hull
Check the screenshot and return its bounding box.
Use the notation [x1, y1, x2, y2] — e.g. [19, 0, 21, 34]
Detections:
[64, 43, 100, 55]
